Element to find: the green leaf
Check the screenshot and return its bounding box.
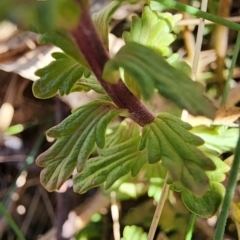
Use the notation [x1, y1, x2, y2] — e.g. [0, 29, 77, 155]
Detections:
[174, 149, 228, 217]
[36, 100, 122, 191]
[103, 42, 216, 118]
[181, 182, 225, 218]
[121, 225, 147, 240]
[38, 30, 89, 68]
[73, 121, 146, 193]
[92, 1, 121, 49]
[167, 53, 192, 76]
[74, 137, 146, 193]
[204, 150, 230, 182]
[123, 6, 181, 56]
[33, 52, 102, 99]
[190, 125, 239, 154]
[139, 113, 216, 196]
[146, 163, 167, 201]
[122, 7, 190, 97]
[70, 75, 105, 94]
[102, 119, 140, 149]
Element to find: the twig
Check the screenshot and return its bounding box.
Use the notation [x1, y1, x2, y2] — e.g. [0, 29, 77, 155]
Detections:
[38, 186, 55, 226]
[191, 0, 208, 80]
[20, 188, 41, 235]
[147, 172, 170, 240]
[111, 192, 120, 240]
[38, 190, 110, 240]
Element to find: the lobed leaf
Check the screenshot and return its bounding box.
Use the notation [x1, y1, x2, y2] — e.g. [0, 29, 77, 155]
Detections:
[36, 100, 122, 191]
[103, 42, 216, 118]
[74, 137, 146, 193]
[123, 6, 181, 56]
[73, 120, 146, 193]
[181, 182, 225, 218]
[33, 52, 103, 99]
[139, 113, 216, 196]
[175, 145, 229, 217]
[122, 6, 191, 97]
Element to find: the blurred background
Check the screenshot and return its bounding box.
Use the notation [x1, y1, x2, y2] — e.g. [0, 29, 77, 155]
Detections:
[1, 0, 240, 239]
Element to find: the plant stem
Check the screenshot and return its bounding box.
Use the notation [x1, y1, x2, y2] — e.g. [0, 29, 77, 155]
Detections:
[147, 172, 170, 240]
[71, 1, 155, 127]
[185, 213, 196, 240]
[213, 126, 240, 240]
[0, 202, 25, 240]
[158, 0, 240, 31]
[221, 31, 240, 106]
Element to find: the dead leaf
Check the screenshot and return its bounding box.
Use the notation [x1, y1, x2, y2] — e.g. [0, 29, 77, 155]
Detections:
[214, 106, 240, 126]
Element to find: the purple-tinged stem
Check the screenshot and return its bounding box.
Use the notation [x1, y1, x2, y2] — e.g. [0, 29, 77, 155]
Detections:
[70, 2, 155, 126]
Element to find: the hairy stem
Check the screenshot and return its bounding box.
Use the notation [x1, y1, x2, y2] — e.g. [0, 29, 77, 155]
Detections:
[70, 1, 155, 126]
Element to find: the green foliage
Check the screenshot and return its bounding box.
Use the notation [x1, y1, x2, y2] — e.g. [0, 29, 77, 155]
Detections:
[92, 1, 121, 49]
[33, 52, 102, 99]
[177, 127, 233, 217]
[103, 42, 216, 118]
[146, 163, 167, 201]
[190, 125, 239, 154]
[74, 120, 146, 193]
[121, 225, 147, 240]
[182, 182, 225, 218]
[139, 113, 216, 196]
[122, 6, 191, 97]
[76, 216, 102, 240]
[123, 6, 181, 56]
[107, 176, 148, 200]
[181, 152, 229, 217]
[36, 100, 122, 191]
[38, 31, 89, 68]
[2, 0, 240, 238]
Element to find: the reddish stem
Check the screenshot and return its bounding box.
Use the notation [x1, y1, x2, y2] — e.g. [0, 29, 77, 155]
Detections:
[71, 2, 155, 126]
